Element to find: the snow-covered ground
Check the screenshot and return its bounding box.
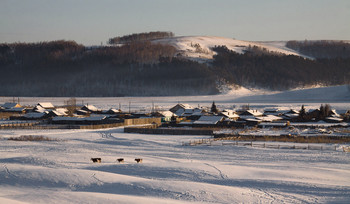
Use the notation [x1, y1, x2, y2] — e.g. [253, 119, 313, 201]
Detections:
[1, 127, 349, 203]
[154, 36, 312, 62]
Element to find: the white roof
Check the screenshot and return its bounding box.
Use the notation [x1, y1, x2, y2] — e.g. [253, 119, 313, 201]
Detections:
[33, 105, 47, 113]
[256, 115, 283, 122]
[240, 110, 263, 117]
[83, 105, 99, 112]
[55, 108, 69, 115]
[38, 102, 55, 109]
[159, 111, 176, 117]
[220, 111, 239, 118]
[325, 117, 343, 122]
[264, 108, 280, 112]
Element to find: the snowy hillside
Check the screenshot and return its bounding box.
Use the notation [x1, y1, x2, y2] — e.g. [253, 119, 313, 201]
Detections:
[154, 36, 312, 62]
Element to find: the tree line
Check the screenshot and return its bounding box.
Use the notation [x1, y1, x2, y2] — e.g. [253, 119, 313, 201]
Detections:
[0, 40, 217, 96]
[211, 46, 350, 90]
[286, 40, 350, 59]
[108, 31, 174, 44]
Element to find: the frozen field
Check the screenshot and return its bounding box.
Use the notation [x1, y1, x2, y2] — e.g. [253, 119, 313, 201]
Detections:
[1, 127, 350, 203]
[2, 85, 350, 112]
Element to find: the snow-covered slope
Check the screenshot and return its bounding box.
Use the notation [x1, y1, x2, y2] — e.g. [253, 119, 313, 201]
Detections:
[154, 36, 311, 62]
[231, 85, 350, 103]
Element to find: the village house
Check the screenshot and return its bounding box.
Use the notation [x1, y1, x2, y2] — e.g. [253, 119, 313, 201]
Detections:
[219, 109, 240, 120]
[1, 102, 22, 109]
[37, 102, 55, 109]
[169, 103, 193, 114]
[81, 105, 101, 114]
[152, 111, 176, 122]
[193, 115, 225, 126]
[239, 110, 263, 119]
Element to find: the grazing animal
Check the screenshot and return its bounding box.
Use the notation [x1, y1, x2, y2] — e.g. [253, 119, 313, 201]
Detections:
[117, 158, 124, 163]
[91, 158, 101, 163]
[135, 158, 143, 163]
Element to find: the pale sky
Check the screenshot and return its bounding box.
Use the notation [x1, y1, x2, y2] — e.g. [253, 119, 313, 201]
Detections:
[1, 0, 349, 45]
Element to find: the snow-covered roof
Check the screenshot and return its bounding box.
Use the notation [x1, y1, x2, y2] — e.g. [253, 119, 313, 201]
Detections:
[256, 115, 283, 122]
[107, 108, 120, 114]
[240, 110, 263, 117]
[169, 103, 193, 113]
[325, 117, 343, 122]
[264, 108, 280, 112]
[283, 113, 299, 119]
[33, 105, 47, 113]
[82, 105, 99, 112]
[193, 115, 224, 125]
[55, 108, 69, 115]
[2, 102, 21, 109]
[50, 108, 68, 116]
[37, 102, 55, 109]
[220, 110, 239, 119]
[177, 108, 202, 117]
[158, 111, 176, 117]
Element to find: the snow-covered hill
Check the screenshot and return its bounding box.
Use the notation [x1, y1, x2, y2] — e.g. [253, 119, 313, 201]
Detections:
[154, 36, 312, 62]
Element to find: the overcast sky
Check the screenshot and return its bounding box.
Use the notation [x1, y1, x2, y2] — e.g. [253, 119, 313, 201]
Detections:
[1, 0, 349, 45]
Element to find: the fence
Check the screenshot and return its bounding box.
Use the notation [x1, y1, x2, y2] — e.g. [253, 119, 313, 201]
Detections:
[0, 121, 42, 129]
[124, 118, 161, 126]
[0, 117, 161, 130]
[214, 134, 350, 143]
[182, 139, 339, 151]
[124, 126, 213, 135]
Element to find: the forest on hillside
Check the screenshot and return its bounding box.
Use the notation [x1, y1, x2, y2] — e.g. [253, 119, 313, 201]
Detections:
[211, 46, 350, 90]
[0, 38, 217, 96]
[286, 40, 350, 59]
[0, 32, 349, 96]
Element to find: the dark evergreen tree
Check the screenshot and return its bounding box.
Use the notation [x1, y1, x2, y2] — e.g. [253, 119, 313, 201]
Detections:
[299, 105, 307, 121]
[211, 101, 218, 113]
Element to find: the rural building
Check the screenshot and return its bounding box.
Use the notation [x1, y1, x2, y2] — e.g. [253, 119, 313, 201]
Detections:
[169, 103, 193, 114]
[220, 109, 240, 120]
[193, 115, 224, 125]
[81, 105, 100, 113]
[153, 111, 176, 122]
[1, 102, 22, 109]
[37, 102, 55, 109]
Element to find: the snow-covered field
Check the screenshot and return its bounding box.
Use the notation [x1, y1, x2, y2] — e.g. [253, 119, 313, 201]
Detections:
[1, 127, 350, 203]
[2, 85, 349, 112]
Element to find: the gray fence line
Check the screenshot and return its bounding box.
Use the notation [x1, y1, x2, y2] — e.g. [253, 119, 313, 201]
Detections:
[182, 139, 339, 151]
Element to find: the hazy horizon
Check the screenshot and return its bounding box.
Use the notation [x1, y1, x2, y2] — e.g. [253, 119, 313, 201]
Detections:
[1, 0, 350, 45]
